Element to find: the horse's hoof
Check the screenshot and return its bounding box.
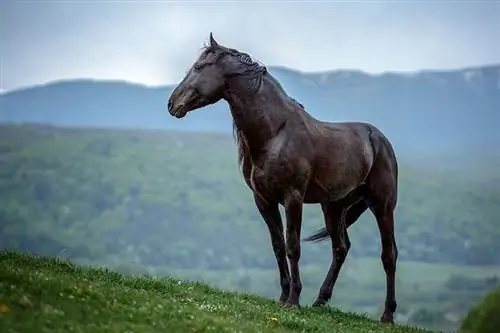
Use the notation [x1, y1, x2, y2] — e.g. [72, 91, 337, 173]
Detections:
[282, 302, 300, 309]
[380, 314, 394, 324]
[312, 299, 326, 308]
[277, 295, 289, 306]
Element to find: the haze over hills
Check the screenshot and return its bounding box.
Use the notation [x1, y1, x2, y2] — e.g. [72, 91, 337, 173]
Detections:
[1, 64, 499, 164]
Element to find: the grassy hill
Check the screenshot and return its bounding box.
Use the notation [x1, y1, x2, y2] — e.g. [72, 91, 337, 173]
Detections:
[0, 251, 431, 333]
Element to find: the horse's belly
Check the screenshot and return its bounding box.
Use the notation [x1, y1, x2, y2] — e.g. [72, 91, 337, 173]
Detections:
[312, 159, 371, 202]
[303, 181, 330, 203]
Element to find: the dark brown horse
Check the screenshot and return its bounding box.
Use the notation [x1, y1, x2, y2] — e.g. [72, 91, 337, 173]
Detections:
[167, 33, 399, 324]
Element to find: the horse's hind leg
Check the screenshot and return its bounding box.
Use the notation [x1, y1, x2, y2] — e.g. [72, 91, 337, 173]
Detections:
[312, 200, 367, 307]
[366, 179, 398, 324]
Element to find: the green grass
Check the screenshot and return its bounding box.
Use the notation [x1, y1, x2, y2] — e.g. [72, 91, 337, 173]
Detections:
[0, 251, 432, 333]
[460, 286, 500, 333]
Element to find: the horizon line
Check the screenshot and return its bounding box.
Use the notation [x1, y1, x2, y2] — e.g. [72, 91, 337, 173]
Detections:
[2, 61, 499, 95]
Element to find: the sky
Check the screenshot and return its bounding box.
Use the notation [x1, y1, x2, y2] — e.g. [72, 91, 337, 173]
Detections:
[1, 0, 499, 92]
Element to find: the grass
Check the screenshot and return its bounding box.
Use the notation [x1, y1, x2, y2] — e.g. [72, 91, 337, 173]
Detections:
[460, 286, 500, 333]
[0, 251, 433, 333]
[94, 254, 500, 325]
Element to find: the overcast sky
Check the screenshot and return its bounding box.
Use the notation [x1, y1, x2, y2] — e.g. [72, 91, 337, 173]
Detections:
[1, 0, 499, 92]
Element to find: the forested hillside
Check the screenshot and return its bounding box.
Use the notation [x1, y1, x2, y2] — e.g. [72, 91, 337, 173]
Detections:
[1, 124, 499, 267]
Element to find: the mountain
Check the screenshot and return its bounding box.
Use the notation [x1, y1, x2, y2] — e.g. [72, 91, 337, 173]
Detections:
[1, 65, 499, 163]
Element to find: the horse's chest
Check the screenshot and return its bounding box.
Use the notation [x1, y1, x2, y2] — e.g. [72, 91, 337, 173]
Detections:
[249, 161, 282, 200]
[249, 165, 268, 193]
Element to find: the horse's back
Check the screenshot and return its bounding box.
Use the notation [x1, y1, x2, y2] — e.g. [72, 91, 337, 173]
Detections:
[319, 119, 399, 195]
[311, 120, 375, 154]
[316, 119, 396, 162]
[303, 118, 398, 201]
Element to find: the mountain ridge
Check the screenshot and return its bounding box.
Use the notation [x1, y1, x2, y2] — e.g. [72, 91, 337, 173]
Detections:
[3, 62, 499, 94]
[1, 64, 498, 165]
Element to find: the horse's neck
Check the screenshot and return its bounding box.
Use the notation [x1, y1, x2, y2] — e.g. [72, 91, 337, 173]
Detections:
[225, 74, 289, 161]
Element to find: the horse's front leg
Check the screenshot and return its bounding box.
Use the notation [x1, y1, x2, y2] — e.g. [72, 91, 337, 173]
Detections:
[253, 193, 290, 305]
[283, 189, 304, 308]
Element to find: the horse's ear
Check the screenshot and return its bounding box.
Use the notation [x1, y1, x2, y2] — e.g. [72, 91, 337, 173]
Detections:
[209, 32, 220, 49]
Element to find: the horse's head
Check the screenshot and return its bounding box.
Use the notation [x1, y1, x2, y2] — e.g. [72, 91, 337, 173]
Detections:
[168, 33, 262, 118]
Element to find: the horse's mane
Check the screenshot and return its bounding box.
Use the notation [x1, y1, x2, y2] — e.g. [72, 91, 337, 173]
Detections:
[204, 43, 304, 171]
[209, 44, 264, 170]
[203, 43, 267, 81]
[233, 122, 248, 169]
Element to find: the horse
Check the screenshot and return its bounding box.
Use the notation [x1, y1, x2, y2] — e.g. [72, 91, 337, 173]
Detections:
[167, 33, 399, 324]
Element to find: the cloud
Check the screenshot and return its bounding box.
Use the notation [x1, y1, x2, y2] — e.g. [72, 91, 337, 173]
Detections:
[1, 1, 499, 91]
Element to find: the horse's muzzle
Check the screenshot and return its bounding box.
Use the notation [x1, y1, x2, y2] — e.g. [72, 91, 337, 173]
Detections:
[168, 88, 201, 118]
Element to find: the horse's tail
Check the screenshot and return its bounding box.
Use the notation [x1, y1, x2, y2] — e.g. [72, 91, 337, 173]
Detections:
[303, 227, 330, 242]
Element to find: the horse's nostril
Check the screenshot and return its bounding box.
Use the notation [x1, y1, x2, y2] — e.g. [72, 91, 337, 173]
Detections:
[167, 100, 173, 110]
